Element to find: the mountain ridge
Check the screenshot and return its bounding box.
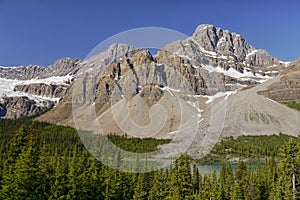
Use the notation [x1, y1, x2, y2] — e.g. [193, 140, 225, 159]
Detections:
[0, 24, 299, 158]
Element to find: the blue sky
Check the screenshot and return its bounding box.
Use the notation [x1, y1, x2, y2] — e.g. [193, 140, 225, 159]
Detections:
[0, 0, 300, 66]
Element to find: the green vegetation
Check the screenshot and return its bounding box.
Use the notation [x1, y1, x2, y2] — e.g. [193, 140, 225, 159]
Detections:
[201, 134, 298, 162]
[287, 101, 300, 111]
[108, 135, 171, 153]
[1, 119, 300, 199]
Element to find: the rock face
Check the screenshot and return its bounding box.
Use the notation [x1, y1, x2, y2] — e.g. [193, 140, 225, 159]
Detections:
[0, 58, 80, 81]
[162, 24, 281, 74]
[0, 65, 45, 80]
[0, 96, 54, 119]
[192, 24, 253, 59]
[258, 59, 300, 102]
[38, 58, 81, 79]
[14, 83, 69, 99]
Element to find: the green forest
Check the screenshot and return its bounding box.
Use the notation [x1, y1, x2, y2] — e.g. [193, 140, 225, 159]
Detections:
[0, 119, 300, 199]
[201, 134, 298, 162]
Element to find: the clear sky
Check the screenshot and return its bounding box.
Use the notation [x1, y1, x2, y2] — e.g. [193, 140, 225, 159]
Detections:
[1, 0, 300, 66]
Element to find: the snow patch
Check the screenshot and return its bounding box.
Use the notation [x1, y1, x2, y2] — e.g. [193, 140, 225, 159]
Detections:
[160, 86, 181, 93]
[0, 76, 71, 103]
[168, 131, 179, 135]
[279, 61, 291, 67]
[203, 91, 237, 104]
[245, 50, 258, 59]
[201, 64, 271, 82]
[187, 101, 203, 113]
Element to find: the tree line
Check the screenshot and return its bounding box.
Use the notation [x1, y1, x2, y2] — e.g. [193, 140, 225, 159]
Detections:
[0, 120, 300, 199]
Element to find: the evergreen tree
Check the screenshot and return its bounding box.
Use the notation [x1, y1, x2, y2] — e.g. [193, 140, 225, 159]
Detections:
[191, 164, 200, 196]
[218, 165, 228, 200]
[0, 123, 39, 199]
[201, 174, 212, 200]
[211, 171, 219, 199]
[133, 173, 148, 200]
[166, 156, 193, 200]
[149, 169, 165, 200]
[48, 152, 68, 199]
[35, 145, 53, 199]
[225, 165, 234, 200]
[277, 138, 299, 199]
[231, 160, 247, 200]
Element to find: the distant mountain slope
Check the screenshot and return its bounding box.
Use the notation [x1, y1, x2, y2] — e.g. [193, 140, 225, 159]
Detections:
[258, 59, 300, 103]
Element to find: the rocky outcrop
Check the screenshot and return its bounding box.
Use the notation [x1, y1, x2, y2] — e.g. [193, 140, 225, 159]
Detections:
[258, 60, 300, 102]
[38, 58, 81, 79]
[162, 24, 282, 74]
[0, 58, 80, 81]
[0, 96, 54, 119]
[245, 49, 279, 67]
[192, 24, 254, 60]
[14, 83, 69, 99]
[0, 65, 45, 80]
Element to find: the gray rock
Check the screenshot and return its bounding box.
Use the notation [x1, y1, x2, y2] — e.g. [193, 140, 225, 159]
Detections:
[38, 58, 81, 79]
[0, 96, 54, 119]
[72, 43, 140, 104]
[245, 49, 279, 67]
[162, 24, 281, 72]
[14, 83, 69, 99]
[0, 65, 45, 80]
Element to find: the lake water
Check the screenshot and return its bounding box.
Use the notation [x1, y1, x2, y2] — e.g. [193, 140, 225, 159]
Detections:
[196, 161, 264, 175]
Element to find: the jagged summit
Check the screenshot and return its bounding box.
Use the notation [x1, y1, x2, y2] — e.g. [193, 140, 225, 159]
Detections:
[162, 24, 282, 77]
[192, 24, 254, 60]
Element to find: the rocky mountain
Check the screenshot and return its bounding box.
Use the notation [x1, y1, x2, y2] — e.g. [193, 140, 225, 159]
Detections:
[38, 58, 81, 79]
[0, 44, 139, 119]
[0, 65, 44, 80]
[0, 96, 54, 119]
[164, 24, 281, 69]
[13, 83, 69, 99]
[258, 58, 300, 103]
[1, 24, 299, 158]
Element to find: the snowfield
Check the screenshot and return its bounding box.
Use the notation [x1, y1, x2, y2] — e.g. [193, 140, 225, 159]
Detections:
[0, 75, 72, 102]
[200, 64, 272, 82]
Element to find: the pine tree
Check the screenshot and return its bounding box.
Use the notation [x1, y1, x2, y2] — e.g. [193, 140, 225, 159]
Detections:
[245, 166, 255, 200]
[35, 145, 53, 199]
[149, 169, 165, 200]
[254, 163, 264, 200]
[201, 174, 211, 200]
[218, 165, 228, 200]
[211, 171, 219, 199]
[48, 152, 69, 199]
[88, 158, 103, 199]
[165, 156, 193, 200]
[269, 180, 282, 200]
[225, 165, 234, 200]
[231, 160, 247, 200]
[277, 138, 299, 199]
[66, 146, 79, 199]
[0, 123, 39, 199]
[191, 164, 200, 196]
[101, 166, 120, 200]
[133, 173, 148, 200]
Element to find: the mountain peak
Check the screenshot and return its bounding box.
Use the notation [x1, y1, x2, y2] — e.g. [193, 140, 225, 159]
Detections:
[195, 24, 215, 30]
